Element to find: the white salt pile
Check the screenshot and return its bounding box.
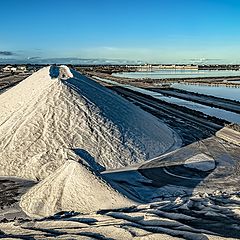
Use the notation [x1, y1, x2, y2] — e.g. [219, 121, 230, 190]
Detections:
[0, 65, 176, 180]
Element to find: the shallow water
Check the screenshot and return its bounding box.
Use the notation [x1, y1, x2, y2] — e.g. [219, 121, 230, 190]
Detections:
[113, 70, 240, 79]
[172, 83, 240, 102]
[161, 95, 240, 123]
[94, 77, 240, 124]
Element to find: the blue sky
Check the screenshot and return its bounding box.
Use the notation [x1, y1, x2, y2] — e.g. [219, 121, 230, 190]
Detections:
[1, 0, 240, 63]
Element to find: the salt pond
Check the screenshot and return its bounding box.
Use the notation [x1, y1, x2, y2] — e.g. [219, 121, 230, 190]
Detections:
[93, 76, 240, 124]
[172, 83, 240, 102]
[113, 69, 240, 79]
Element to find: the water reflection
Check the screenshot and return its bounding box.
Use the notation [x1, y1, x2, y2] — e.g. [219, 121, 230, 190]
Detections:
[172, 83, 240, 102]
[113, 69, 240, 79]
[94, 76, 240, 124]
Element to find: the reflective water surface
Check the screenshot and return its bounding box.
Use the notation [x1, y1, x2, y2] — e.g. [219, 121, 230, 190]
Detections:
[94, 77, 240, 123]
[113, 70, 240, 79]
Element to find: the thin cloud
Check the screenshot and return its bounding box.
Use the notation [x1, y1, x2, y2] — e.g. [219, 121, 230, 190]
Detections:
[0, 51, 15, 56]
[27, 56, 41, 60]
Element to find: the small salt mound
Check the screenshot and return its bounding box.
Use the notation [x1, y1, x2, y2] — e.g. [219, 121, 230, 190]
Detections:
[184, 153, 215, 171]
[20, 160, 135, 218]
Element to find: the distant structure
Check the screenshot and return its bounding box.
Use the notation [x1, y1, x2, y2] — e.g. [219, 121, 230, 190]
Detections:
[2, 65, 17, 72]
[16, 65, 27, 72]
[2, 65, 27, 73]
[137, 64, 199, 72]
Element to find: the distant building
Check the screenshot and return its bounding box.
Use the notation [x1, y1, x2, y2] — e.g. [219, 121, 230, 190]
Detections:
[136, 64, 198, 72]
[2, 65, 17, 72]
[16, 65, 27, 72]
[2, 65, 12, 72]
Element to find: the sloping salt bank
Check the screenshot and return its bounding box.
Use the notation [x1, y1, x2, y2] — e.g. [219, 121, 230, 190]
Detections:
[0, 66, 177, 180]
[20, 160, 134, 218]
